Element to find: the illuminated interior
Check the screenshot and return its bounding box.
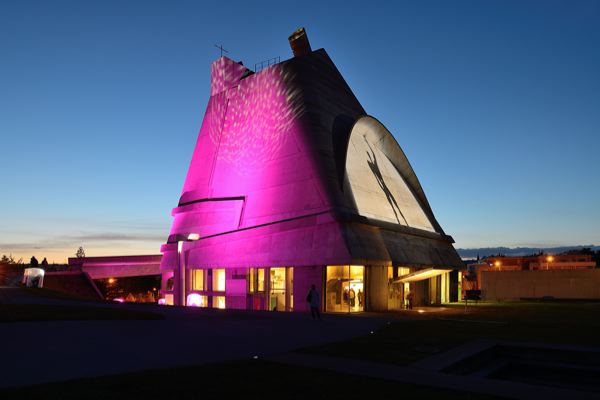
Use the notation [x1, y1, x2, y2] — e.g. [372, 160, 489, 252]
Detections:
[213, 295, 226, 309]
[213, 268, 225, 292]
[388, 266, 411, 310]
[325, 265, 364, 312]
[270, 267, 287, 311]
[191, 269, 205, 291]
[248, 267, 255, 293]
[164, 293, 174, 306]
[257, 268, 265, 292]
[248, 267, 266, 293]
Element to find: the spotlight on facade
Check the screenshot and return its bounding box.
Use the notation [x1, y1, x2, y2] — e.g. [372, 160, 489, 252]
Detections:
[187, 233, 200, 241]
[187, 293, 203, 307]
[494, 261, 501, 267]
[547, 256, 554, 262]
[108, 278, 116, 284]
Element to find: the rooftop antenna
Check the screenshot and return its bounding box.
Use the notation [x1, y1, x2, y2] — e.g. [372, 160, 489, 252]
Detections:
[214, 44, 228, 57]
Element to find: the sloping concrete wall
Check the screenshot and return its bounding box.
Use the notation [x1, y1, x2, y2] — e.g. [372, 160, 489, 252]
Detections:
[161, 49, 463, 272]
[44, 272, 104, 300]
[481, 269, 600, 300]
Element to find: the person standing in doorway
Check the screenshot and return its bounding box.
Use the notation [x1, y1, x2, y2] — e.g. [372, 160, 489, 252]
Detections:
[307, 284, 321, 320]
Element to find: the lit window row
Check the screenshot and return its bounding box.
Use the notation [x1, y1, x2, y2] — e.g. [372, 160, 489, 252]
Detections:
[190, 268, 226, 292]
[186, 293, 225, 309]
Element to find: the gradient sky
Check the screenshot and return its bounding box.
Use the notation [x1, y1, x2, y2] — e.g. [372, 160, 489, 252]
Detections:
[1, 0, 599, 263]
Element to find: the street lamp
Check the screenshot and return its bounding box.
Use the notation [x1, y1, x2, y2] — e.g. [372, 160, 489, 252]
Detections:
[546, 255, 554, 270]
[177, 233, 201, 306]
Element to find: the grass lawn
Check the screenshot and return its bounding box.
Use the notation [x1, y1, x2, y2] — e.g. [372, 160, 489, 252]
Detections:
[0, 304, 163, 322]
[302, 301, 600, 365]
[0, 359, 502, 400]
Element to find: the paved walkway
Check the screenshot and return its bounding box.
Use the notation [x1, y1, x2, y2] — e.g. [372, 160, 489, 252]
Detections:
[0, 288, 388, 388]
[6, 287, 594, 398]
[267, 352, 597, 400]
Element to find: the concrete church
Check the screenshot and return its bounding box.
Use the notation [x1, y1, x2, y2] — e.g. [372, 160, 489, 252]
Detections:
[159, 28, 463, 312]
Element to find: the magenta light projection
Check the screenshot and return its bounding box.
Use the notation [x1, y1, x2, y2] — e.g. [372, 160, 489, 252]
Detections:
[161, 54, 354, 276]
[159, 40, 462, 309]
[209, 66, 304, 172]
[186, 293, 206, 307]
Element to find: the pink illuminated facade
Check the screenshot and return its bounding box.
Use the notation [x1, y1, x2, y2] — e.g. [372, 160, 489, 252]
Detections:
[160, 29, 463, 312]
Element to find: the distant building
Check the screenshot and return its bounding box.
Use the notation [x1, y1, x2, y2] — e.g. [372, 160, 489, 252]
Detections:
[486, 254, 595, 271]
[464, 254, 598, 300]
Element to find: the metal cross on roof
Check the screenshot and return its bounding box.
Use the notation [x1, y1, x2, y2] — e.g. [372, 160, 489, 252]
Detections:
[214, 44, 228, 57]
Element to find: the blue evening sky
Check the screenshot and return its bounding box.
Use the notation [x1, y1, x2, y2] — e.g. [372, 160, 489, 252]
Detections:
[1, 0, 599, 262]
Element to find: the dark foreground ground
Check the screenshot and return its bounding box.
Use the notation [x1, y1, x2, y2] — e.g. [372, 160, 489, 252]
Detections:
[1, 287, 598, 399]
[1, 359, 500, 400]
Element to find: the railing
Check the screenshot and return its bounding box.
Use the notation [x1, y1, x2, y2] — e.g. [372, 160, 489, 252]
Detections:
[254, 56, 281, 72]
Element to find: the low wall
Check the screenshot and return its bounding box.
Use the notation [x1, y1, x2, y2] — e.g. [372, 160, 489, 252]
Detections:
[481, 269, 600, 300]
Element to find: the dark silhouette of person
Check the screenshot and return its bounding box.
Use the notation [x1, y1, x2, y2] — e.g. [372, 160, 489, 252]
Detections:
[307, 284, 321, 320]
[41, 258, 48, 269]
[406, 291, 414, 310]
[30, 256, 39, 268]
[364, 136, 407, 225]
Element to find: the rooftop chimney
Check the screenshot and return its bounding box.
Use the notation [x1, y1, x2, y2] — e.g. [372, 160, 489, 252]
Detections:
[288, 27, 312, 57]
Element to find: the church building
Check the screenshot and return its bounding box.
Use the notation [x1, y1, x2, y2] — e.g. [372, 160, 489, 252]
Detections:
[159, 28, 463, 312]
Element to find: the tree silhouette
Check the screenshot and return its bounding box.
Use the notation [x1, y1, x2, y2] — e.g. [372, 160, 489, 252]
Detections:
[75, 246, 86, 258]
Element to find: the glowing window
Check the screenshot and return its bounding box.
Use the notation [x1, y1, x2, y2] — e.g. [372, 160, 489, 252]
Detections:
[164, 294, 174, 306]
[325, 265, 364, 313]
[187, 293, 208, 307]
[213, 269, 225, 292]
[257, 268, 265, 292]
[249, 267, 255, 293]
[270, 267, 286, 290]
[213, 295, 226, 309]
[192, 269, 205, 291]
[269, 267, 286, 312]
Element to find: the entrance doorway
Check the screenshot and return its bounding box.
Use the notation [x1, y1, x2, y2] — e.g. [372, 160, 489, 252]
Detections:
[269, 267, 293, 311]
[325, 265, 365, 312]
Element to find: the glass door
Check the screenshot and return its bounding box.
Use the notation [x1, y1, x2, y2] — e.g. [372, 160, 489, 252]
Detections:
[269, 267, 286, 311]
[326, 265, 364, 312]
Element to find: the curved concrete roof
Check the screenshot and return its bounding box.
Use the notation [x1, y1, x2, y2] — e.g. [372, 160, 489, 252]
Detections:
[345, 116, 444, 234]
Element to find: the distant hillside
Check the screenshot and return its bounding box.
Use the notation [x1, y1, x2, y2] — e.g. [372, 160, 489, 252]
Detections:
[457, 245, 600, 259]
